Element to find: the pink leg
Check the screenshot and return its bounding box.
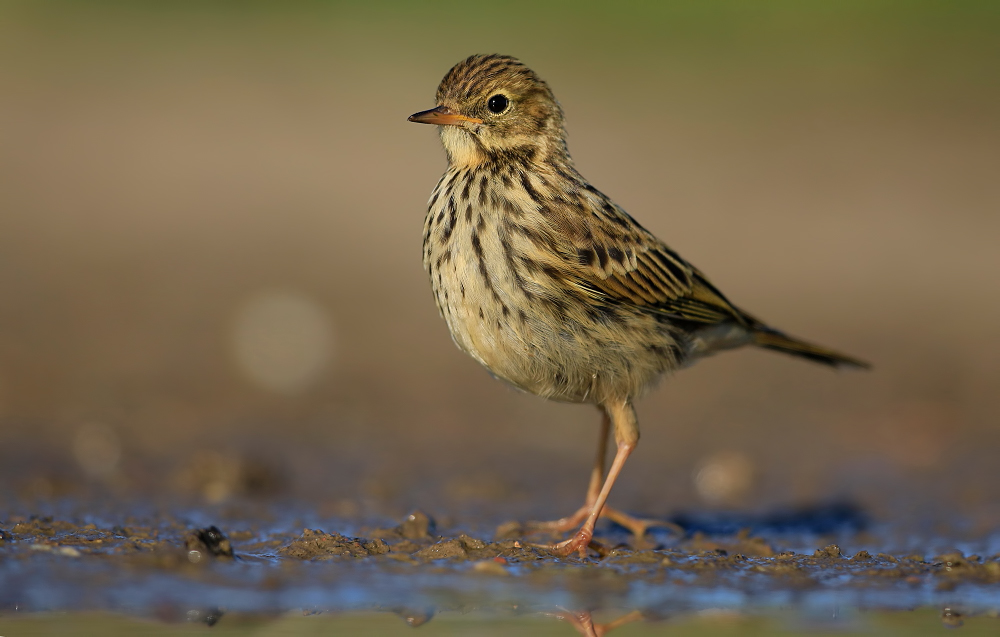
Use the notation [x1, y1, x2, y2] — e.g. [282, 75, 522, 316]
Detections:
[549, 400, 639, 557]
[528, 404, 682, 547]
[527, 410, 610, 532]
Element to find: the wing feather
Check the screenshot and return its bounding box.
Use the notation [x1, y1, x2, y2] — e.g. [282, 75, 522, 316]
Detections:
[541, 193, 749, 327]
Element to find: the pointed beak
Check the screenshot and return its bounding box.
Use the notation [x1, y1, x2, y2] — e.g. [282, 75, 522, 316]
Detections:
[408, 105, 483, 126]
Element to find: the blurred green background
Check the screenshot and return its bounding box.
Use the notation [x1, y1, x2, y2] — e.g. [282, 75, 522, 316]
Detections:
[0, 1, 997, 528]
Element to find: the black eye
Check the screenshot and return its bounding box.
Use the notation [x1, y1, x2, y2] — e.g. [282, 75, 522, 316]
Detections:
[487, 94, 509, 114]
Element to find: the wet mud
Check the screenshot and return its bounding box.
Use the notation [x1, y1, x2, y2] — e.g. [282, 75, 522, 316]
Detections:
[2, 507, 999, 634]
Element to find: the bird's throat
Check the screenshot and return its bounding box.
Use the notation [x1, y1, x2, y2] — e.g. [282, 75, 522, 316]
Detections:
[440, 126, 488, 169]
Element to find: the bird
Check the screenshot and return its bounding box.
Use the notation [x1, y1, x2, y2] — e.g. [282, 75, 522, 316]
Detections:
[408, 54, 868, 557]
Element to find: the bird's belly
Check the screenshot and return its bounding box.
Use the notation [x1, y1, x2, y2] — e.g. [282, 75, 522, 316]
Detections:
[433, 253, 537, 388]
[431, 249, 675, 404]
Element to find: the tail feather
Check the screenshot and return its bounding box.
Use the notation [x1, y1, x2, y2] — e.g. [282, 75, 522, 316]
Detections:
[752, 329, 870, 370]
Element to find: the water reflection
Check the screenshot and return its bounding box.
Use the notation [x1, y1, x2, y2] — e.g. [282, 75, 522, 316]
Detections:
[1, 505, 998, 635]
[546, 608, 645, 636]
[162, 604, 993, 635]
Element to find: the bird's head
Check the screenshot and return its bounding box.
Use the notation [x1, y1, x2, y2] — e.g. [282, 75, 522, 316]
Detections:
[408, 54, 568, 168]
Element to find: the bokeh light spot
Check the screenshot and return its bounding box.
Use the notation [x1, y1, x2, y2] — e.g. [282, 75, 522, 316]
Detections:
[231, 290, 334, 394]
[694, 449, 756, 506]
[72, 422, 122, 479]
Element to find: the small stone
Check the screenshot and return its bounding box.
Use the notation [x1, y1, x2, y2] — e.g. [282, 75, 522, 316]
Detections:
[184, 526, 234, 559]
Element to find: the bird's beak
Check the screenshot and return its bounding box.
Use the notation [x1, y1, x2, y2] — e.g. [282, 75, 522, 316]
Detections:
[408, 105, 483, 126]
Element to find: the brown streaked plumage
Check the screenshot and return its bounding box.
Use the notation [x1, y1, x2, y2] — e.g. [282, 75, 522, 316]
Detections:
[409, 54, 868, 557]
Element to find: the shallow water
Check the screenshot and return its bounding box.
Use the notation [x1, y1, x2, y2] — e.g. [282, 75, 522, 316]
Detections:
[2, 501, 998, 635]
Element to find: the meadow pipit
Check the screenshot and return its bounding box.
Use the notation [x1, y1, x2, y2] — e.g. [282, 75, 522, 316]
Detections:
[409, 54, 868, 557]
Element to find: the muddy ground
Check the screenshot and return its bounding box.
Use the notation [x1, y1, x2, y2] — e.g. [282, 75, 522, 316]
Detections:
[2, 504, 999, 634]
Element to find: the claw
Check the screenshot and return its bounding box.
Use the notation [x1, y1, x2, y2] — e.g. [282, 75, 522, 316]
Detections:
[538, 529, 595, 558]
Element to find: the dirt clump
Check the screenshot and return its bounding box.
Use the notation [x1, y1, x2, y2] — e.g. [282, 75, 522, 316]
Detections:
[412, 535, 545, 563]
[814, 544, 844, 558]
[396, 511, 435, 539]
[279, 529, 389, 560]
[932, 551, 1000, 585]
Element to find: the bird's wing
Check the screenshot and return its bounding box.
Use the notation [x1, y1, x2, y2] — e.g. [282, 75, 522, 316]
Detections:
[540, 196, 749, 327]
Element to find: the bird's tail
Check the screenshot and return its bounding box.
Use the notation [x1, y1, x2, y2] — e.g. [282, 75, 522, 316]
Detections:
[752, 328, 870, 369]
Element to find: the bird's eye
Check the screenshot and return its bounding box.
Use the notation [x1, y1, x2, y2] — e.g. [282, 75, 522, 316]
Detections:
[487, 94, 509, 114]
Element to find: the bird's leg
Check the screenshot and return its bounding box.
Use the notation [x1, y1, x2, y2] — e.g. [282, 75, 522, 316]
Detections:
[549, 400, 638, 557]
[526, 408, 610, 533]
[584, 407, 610, 507]
[527, 406, 683, 544]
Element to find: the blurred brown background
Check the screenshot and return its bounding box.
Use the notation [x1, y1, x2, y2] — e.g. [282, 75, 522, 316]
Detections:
[0, 2, 997, 528]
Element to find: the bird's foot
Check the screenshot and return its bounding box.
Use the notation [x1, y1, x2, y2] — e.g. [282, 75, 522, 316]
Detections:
[600, 508, 685, 546]
[526, 505, 683, 545]
[536, 527, 595, 558]
[524, 505, 590, 534]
